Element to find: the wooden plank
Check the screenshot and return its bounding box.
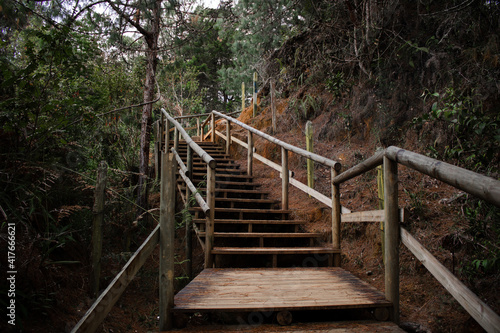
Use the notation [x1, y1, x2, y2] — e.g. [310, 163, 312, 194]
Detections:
[199, 232, 322, 238]
[194, 219, 305, 225]
[386, 146, 500, 206]
[167, 320, 405, 332]
[401, 227, 500, 333]
[174, 268, 391, 312]
[190, 208, 293, 214]
[211, 247, 340, 255]
[288, 177, 351, 214]
[341, 209, 407, 223]
[71, 225, 159, 333]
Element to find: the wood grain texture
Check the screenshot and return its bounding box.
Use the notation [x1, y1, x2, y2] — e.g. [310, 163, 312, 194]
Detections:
[174, 268, 391, 312]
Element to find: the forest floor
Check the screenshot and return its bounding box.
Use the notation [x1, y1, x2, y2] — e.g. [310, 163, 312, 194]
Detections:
[11, 101, 499, 333]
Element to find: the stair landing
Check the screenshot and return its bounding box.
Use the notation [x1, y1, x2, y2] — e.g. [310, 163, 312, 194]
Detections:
[174, 267, 391, 312]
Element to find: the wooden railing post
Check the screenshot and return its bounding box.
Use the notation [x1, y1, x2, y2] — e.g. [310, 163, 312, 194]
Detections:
[185, 146, 193, 279]
[159, 152, 175, 331]
[91, 161, 108, 298]
[377, 164, 385, 263]
[165, 119, 170, 152]
[200, 119, 204, 141]
[196, 117, 200, 138]
[247, 130, 253, 176]
[306, 121, 314, 191]
[271, 79, 276, 134]
[331, 167, 341, 267]
[253, 72, 258, 117]
[281, 147, 289, 210]
[211, 113, 215, 143]
[174, 127, 179, 152]
[242, 82, 245, 112]
[226, 119, 231, 153]
[204, 165, 216, 268]
[384, 155, 399, 324]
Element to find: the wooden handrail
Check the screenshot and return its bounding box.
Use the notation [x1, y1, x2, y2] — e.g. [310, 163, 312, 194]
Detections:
[386, 146, 500, 206]
[161, 109, 216, 169]
[172, 148, 210, 214]
[213, 111, 341, 170]
[72, 225, 160, 332]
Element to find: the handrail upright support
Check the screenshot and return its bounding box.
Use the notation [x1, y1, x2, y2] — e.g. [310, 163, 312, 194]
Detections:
[185, 146, 193, 280]
[211, 113, 215, 143]
[226, 119, 231, 153]
[331, 167, 341, 267]
[384, 155, 400, 324]
[281, 147, 289, 210]
[247, 130, 253, 176]
[159, 152, 175, 331]
[205, 166, 216, 268]
[164, 119, 170, 153]
[174, 127, 179, 151]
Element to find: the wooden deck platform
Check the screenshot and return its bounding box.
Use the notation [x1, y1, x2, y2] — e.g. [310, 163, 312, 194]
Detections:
[171, 320, 405, 332]
[174, 267, 392, 312]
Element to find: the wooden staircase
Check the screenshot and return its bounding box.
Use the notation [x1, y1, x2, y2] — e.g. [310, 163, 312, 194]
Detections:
[176, 141, 339, 268]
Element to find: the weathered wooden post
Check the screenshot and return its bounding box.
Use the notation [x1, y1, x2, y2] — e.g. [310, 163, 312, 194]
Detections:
[253, 72, 258, 117]
[247, 130, 253, 176]
[154, 121, 160, 180]
[271, 80, 277, 134]
[159, 152, 175, 331]
[165, 119, 170, 153]
[384, 155, 399, 324]
[242, 82, 245, 112]
[211, 112, 215, 143]
[331, 167, 341, 267]
[226, 119, 231, 153]
[205, 165, 216, 268]
[281, 147, 289, 210]
[377, 164, 385, 263]
[306, 121, 314, 191]
[91, 161, 108, 298]
[174, 127, 179, 152]
[196, 117, 200, 138]
[185, 146, 193, 279]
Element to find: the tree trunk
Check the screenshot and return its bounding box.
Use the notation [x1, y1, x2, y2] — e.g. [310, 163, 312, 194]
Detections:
[136, 1, 161, 218]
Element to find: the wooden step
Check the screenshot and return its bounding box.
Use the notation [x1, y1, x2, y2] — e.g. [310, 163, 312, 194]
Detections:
[213, 197, 279, 207]
[180, 188, 269, 199]
[192, 172, 254, 181]
[212, 247, 339, 255]
[189, 207, 292, 215]
[199, 232, 322, 238]
[193, 219, 305, 225]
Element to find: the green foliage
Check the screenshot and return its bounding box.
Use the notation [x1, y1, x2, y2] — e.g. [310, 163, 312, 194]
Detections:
[326, 72, 347, 100]
[217, 0, 302, 99]
[416, 88, 500, 172]
[461, 199, 500, 277]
